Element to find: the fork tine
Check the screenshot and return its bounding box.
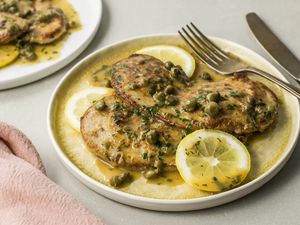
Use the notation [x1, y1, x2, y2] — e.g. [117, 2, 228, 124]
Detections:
[178, 30, 218, 67]
[190, 22, 230, 59]
[178, 30, 206, 62]
[181, 28, 219, 65]
[186, 24, 222, 62]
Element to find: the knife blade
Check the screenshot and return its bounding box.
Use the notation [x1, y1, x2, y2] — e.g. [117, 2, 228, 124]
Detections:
[246, 12, 300, 82]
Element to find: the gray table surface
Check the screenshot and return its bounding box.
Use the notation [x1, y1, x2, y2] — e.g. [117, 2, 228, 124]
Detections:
[1, 0, 300, 224]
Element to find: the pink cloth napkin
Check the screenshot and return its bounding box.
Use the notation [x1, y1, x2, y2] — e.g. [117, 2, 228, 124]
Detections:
[0, 122, 104, 225]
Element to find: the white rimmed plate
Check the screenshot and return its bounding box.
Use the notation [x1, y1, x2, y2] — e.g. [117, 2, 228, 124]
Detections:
[47, 34, 300, 211]
[0, 0, 102, 90]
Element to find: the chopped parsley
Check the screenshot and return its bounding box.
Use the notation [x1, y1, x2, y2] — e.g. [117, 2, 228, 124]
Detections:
[144, 103, 165, 117]
[227, 104, 237, 110]
[230, 91, 240, 98]
[185, 123, 193, 134]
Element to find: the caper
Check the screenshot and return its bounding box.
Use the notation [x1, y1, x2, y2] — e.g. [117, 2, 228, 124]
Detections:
[109, 176, 121, 187]
[149, 84, 157, 96]
[184, 99, 198, 112]
[141, 149, 150, 160]
[104, 79, 112, 88]
[207, 92, 220, 102]
[164, 85, 175, 95]
[165, 95, 178, 106]
[146, 130, 159, 144]
[143, 169, 157, 179]
[200, 72, 212, 81]
[95, 99, 106, 111]
[169, 66, 185, 80]
[109, 172, 131, 187]
[164, 61, 174, 70]
[205, 102, 220, 117]
[8, 23, 20, 35]
[171, 67, 182, 77]
[153, 91, 165, 102]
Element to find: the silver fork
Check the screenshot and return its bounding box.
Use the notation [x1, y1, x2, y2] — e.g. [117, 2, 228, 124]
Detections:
[178, 23, 300, 99]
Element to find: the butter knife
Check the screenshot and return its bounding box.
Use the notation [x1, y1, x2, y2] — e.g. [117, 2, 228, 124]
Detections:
[246, 12, 300, 82]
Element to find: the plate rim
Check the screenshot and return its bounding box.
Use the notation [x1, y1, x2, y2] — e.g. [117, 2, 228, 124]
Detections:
[47, 33, 300, 211]
[0, 0, 103, 90]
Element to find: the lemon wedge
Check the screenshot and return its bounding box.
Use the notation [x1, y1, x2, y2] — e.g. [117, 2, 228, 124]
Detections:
[0, 45, 19, 68]
[65, 87, 114, 131]
[176, 129, 251, 192]
[136, 45, 195, 77]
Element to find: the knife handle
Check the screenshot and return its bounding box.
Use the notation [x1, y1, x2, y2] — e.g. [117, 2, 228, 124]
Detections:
[246, 67, 300, 99]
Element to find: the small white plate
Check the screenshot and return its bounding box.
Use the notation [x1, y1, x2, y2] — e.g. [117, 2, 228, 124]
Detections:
[0, 0, 102, 90]
[48, 34, 300, 211]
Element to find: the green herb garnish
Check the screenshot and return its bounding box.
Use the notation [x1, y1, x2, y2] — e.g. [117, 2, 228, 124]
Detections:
[227, 104, 237, 110]
[230, 91, 239, 98]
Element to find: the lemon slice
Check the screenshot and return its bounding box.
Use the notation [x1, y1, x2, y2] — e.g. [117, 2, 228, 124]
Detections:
[0, 45, 19, 68]
[136, 45, 195, 77]
[65, 87, 114, 131]
[176, 129, 251, 192]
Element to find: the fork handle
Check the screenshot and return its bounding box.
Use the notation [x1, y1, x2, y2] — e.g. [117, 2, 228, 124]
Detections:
[246, 67, 300, 99]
